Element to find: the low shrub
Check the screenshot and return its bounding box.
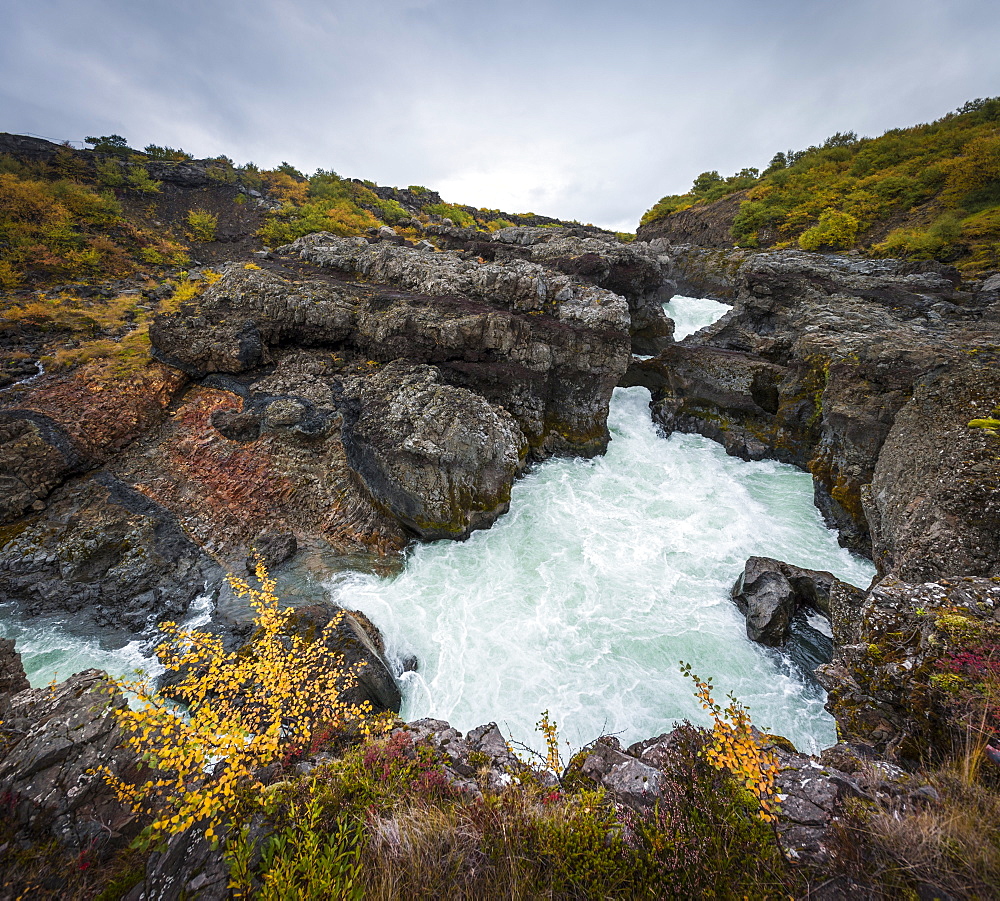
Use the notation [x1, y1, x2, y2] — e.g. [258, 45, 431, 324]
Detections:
[186, 208, 218, 242]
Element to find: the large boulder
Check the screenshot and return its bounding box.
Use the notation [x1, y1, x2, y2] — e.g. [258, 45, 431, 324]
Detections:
[342, 361, 527, 540]
[0, 669, 141, 853]
[731, 556, 838, 646]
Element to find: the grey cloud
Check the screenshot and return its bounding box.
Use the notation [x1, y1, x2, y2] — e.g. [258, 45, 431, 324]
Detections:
[2, 0, 998, 231]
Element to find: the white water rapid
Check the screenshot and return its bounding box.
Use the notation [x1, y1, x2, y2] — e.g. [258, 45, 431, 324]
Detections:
[1, 297, 874, 755]
[325, 297, 874, 754]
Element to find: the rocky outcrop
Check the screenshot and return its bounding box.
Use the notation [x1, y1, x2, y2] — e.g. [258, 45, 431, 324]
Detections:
[731, 556, 839, 646]
[152, 246, 630, 462]
[635, 190, 750, 248]
[592, 728, 867, 865]
[341, 361, 527, 540]
[0, 360, 189, 524]
[0, 668, 141, 853]
[0, 637, 29, 698]
[655, 243, 751, 300]
[631, 248, 1000, 568]
[0, 472, 220, 632]
[423, 226, 676, 354]
[817, 575, 1000, 762]
[401, 718, 528, 794]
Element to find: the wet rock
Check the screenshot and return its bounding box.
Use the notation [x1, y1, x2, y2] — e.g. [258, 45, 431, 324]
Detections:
[342, 361, 527, 540]
[246, 531, 297, 572]
[286, 603, 402, 714]
[731, 556, 838, 646]
[0, 669, 141, 853]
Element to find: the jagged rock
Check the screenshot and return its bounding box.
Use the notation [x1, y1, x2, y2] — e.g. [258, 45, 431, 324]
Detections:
[770, 742, 867, 865]
[816, 575, 1000, 762]
[0, 413, 84, 521]
[575, 737, 662, 808]
[245, 531, 297, 571]
[639, 248, 999, 563]
[731, 556, 838, 646]
[126, 826, 230, 901]
[151, 246, 630, 462]
[403, 718, 528, 793]
[0, 472, 221, 631]
[341, 361, 527, 539]
[428, 225, 675, 354]
[655, 243, 751, 299]
[0, 637, 28, 699]
[0, 669, 141, 853]
[0, 361, 189, 524]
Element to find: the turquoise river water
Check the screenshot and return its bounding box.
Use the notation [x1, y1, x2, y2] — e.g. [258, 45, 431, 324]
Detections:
[1, 296, 874, 754]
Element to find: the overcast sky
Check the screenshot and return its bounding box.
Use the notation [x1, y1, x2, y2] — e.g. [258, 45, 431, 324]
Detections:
[2, 0, 998, 231]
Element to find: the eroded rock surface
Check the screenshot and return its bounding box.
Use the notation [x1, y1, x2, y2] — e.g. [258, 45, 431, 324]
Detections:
[629, 248, 1000, 570]
[817, 575, 1000, 761]
[0, 667, 140, 853]
[0, 472, 221, 632]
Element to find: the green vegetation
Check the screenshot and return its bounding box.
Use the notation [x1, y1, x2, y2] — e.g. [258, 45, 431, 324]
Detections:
[0, 157, 182, 289]
[641, 97, 1000, 272]
[186, 208, 218, 242]
[88, 567, 797, 898]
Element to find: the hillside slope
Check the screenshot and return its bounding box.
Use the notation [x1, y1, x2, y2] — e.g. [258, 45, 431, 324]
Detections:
[0, 132, 608, 386]
[638, 97, 1000, 274]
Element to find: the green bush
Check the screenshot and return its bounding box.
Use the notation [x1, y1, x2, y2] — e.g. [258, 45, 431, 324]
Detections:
[798, 208, 859, 250]
[187, 208, 218, 242]
[422, 202, 475, 228]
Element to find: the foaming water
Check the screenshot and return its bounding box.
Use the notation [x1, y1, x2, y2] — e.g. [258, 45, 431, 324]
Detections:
[0, 590, 215, 687]
[663, 295, 731, 339]
[2, 297, 872, 755]
[328, 383, 874, 754]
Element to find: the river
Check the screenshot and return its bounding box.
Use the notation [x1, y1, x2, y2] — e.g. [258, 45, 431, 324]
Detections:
[1, 296, 874, 754]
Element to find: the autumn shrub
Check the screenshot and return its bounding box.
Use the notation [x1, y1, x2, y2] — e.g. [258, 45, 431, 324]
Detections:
[187, 208, 218, 242]
[798, 207, 859, 251]
[102, 560, 375, 847]
[422, 202, 475, 228]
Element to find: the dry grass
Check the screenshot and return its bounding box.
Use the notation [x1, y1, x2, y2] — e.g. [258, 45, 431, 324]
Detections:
[839, 743, 1000, 899]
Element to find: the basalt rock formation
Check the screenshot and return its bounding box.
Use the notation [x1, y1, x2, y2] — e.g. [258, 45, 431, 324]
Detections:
[1, 230, 631, 634]
[817, 574, 1000, 762]
[416, 225, 676, 353]
[0, 658, 141, 855]
[627, 248, 1000, 570]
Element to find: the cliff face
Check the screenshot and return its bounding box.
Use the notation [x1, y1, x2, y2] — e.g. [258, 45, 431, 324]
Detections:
[635, 189, 748, 248]
[628, 249, 1000, 568]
